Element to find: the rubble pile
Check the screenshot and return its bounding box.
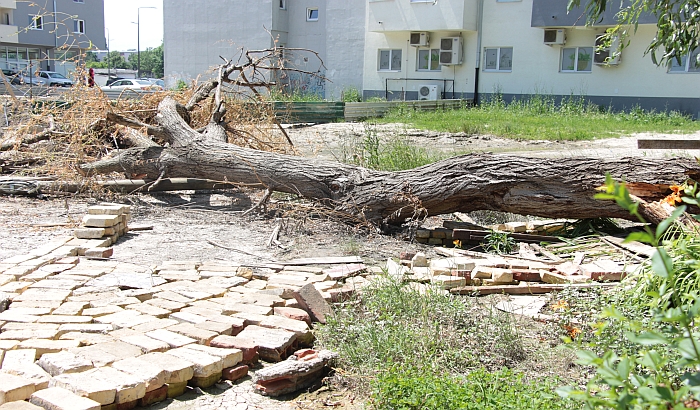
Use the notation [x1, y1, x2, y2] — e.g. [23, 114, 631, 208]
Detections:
[71, 203, 131, 258]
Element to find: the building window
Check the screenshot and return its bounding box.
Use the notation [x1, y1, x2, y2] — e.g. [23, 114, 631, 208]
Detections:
[669, 50, 700, 73]
[73, 19, 85, 34]
[417, 49, 440, 71]
[279, 0, 286, 9]
[379, 49, 402, 71]
[410, 0, 434, 2]
[74, 0, 84, 3]
[561, 47, 592, 72]
[29, 15, 43, 30]
[307, 8, 319, 21]
[484, 47, 513, 71]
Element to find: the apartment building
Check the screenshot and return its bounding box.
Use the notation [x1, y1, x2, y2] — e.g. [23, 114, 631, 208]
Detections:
[0, 0, 105, 76]
[163, 0, 366, 99]
[164, 0, 700, 116]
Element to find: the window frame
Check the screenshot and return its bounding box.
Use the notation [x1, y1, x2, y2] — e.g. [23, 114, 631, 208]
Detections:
[416, 48, 440, 71]
[378, 49, 402, 72]
[73, 0, 84, 3]
[668, 50, 700, 73]
[279, 0, 286, 9]
[483, 47, 513, 72]
[561, 46, 593, 73]
[29, 15, 43, 30]
[306, 8, 319, 21]
[73, 19, 85, 34]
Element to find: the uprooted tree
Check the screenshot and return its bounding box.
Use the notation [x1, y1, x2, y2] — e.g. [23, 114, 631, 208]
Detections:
[30, 46, 700, 227]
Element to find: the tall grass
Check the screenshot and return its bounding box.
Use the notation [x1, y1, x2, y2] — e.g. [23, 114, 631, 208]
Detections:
[380, 93, 700, 141]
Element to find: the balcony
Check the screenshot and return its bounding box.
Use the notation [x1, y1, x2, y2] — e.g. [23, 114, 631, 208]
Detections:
[0, 23, 17, 43]
[0, 0, 15, 10]
[368, 0, 478, 32]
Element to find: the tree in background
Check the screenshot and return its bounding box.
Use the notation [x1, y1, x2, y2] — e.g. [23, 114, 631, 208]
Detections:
[569, 0, 700, 65]
[127, 44, 164, 78]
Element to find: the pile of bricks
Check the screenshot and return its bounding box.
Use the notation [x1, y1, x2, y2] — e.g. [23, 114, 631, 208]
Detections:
[414, 220, 569, 247]
[70, 203, 131, 259]
[391, 248, 637, 295]
[0, 236, 373, 408]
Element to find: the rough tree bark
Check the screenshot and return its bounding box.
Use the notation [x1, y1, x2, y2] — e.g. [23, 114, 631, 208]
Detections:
[78, 49, 700, 227]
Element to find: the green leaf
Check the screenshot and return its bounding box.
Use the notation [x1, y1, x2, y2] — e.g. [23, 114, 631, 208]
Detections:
[656, 205, 686, 238]
[678, 338, 700, 360]
[650, 248, 673, 279]
[629, 331, 669, 345]
[624, 231, 655, 245]
[575, 349, 600, 365]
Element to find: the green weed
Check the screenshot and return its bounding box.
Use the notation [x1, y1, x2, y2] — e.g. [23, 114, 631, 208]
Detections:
[482, 230, 516, 254]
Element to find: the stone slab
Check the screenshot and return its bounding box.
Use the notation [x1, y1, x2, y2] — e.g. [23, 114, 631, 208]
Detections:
[36, 315, 94, 324]
[17, 339, 81, 358]
[51, 302, 89, 316]
[50, 369, 116, 405]
[38, 351, 94, 376]
[145, 329, 196, 348]
[91, 367, 146, 404]
[1, 349, 35, 368]
[183, 344, 242, 369]
[0, 373, 36, 404]
[111, 357, 167, 393]
[165, 348, 222, 378]
[1, 363, 52, 390]
[137, 353, 194, 384]
[293, 283, 332, 324]
[118, 334, 170, 353]
[164, 323, 216, 345]
[235, 325, 297, 362]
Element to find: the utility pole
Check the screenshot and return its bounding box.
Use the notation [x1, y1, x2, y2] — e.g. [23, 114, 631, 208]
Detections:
[136, 7, 156, 78]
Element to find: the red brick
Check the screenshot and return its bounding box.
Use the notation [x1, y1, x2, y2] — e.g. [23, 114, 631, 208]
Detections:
[209, 335, 259, 365]
[115, 400, 138, 410]
[293, 284, 332, 324]
[273, 307, 311, 326]
[512, 270, 542, 282]
[138, 384, 167, 407]
[222, 365, 248, 382]
[84, 248, 114, 259]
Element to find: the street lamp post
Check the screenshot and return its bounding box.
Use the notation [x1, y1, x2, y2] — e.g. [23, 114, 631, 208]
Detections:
[136, 6, 156, 78]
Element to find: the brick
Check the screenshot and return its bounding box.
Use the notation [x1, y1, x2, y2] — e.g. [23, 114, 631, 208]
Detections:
[3, 307, 53, 316]
[30, 387, 101, 410]
[50, 369, 116, 405]
[235, 325, 297, 362]
[56, 323, 113, 337]
[0, 340, 19, 350]
[166, 381, 188, 398]
[72, 341, 143, 366]
[118, 289, 153, 302]
[198, 315, 245, 335]
[124, 303, 170, 318]
[143, 298, 186, 312]
[0, 400, 43, 409]
[222, 364, 248, 382]
[91, 367, 146, 404]
[293, 284, 332, 324]
[2, 349, 36, 369]
[540, 271, 589, 284]
[94, 311, 157, 329]
[0, 373, 36, 404]
[195, 321, 233, 336]
[118, 334, 170, 353]
[111, 357, 167, 393]
[259, 315, 313, 346]
[74, 228, 107, 239]
[165, 323, 217, 345]
[165, 348, 222, 379]
[153, 291, 194, 304]
[89, 205, 128, 215]
[6, 301, 63, 310]
[14, 289, 71, 303]
[183, 344, 242, 369]
[1, 363, 52, 390]
[130, 319, 179, 333]
[82, 215, 120, 228]
[82, 306, 124, 317]
[0, 311, 39, 323]
[0, 275, 15, 287]
[169, 311, 208, 325]
[38, 351, 94, 376]
[511, 269, 543, 282]
[84, 248, 114, 259]
[138, 383, 167, 406]
[0, 282, 32, 293]
[138, 353, 194, 384]
[491, 269, 514, 284]
[58, 332, 115, 346]
[37, 315, 94, 324]
[17, 339, 81, 358]
[145, 329, 196, 348]
[0, 329, 59, 341]
[51, 302, 89, 316]
[209, 336, 259, 364]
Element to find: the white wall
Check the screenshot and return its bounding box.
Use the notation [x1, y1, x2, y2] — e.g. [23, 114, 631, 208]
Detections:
[479, 0, 700, 102]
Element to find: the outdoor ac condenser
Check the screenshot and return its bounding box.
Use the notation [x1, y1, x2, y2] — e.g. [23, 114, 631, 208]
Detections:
[418, 84, 441, 101]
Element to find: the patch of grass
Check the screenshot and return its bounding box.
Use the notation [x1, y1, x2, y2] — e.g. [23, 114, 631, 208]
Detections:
[378, 94, 700, 141]
[342, 123, 444, 171]
[315, 275, 572, 408]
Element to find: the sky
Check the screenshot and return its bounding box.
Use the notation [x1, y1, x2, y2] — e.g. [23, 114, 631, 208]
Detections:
[103, 0, 163, 52]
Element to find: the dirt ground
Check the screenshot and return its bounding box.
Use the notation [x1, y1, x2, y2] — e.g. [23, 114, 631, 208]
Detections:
[1, 123, 699, 409]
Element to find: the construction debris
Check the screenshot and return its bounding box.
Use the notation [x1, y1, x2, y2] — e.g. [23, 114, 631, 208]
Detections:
[253, 349, 338, 397]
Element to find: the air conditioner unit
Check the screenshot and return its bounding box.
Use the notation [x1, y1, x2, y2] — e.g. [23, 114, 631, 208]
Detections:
[418, 84, 441, 101]
[439, 37, 463, 65]
[543, 29, 566, 45]
[410, 32, 429, 47]
[594, 34, 621, 65]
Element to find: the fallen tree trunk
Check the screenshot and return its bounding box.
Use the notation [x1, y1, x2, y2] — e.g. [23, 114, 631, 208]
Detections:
[78, 96, 700, 225]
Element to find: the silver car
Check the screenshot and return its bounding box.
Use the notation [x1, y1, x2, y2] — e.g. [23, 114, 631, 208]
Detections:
[36, 71, 73, 87]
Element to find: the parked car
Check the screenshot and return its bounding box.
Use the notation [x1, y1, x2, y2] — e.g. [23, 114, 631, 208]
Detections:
[35, 71, 73, 87]
[1, 69, 23, 85]
[140, 78, 165, 88]
[105, 77, 124, 86]
[101, 79, 163, 91]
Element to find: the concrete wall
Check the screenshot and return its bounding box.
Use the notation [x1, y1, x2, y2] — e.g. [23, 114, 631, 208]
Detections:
[16, 0, 104, 49]
[163, 0, 275, 85]
[367, 0, 477, 32]
[531, 0, 656, 27]
[324, 0, 366, 99]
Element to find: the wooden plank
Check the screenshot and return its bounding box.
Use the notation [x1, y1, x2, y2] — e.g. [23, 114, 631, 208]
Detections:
[450, 281, 619, 295]
[280, 256, 364, 265]
[638, 139, 700, 150]
[452, 229, 563, 244]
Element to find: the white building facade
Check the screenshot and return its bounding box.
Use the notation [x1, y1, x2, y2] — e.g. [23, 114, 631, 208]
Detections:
[164, 0, 700, 116]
